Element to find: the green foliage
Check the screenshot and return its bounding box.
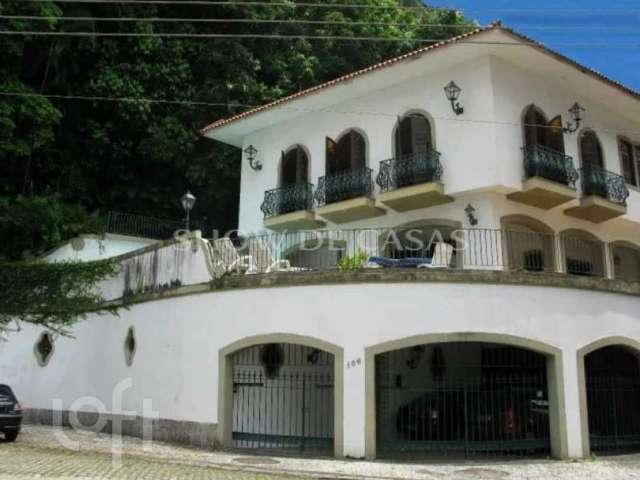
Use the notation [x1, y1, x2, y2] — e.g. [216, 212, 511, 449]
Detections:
[337, 250, 369, 271]
[0, 195, 104, 261]
[0, 259, 119, 337]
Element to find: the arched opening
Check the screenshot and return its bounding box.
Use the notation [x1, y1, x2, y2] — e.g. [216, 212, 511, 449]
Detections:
[323, 129, 369, 204]
[561, 229, 605, 278]
[220, 338, 341, 455]
[501, 215, 556, 272]
[584, 345, 640, 454]
[280, 145, 309, 187]
[394, 113, 433, 158]
[611, 241, 640, 283]
[580, 130, 604, 169]
[327, 129, 366, 175]
[523, 105, 565, 154]
[374, 340, 553, 459]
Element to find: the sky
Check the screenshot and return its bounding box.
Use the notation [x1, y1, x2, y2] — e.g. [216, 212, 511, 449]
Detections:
[427, 0, 640, 92]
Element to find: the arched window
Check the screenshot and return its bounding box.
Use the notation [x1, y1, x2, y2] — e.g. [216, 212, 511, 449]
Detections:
[561, 229, 605, 278]
[501, 215, 555, 272]
[612, 241, 640, 282]
[619, 138, 638, 187]
[580, 130, 604, 169]
[395, 114, 432, 157]
[523, 105, 565, 153]
[326, 129, 366, 175]
[280, 146, 309, 187]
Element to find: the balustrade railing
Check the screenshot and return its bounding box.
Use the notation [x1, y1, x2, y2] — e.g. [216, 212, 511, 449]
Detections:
[313, 167, 374, 207]
[522, 144, 579, 188]
[580, 165, 629, 205]
[260, 183, 314, 218]
[376, 150, 443, 193]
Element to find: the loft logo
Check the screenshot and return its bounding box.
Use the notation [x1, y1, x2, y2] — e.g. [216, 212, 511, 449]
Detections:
[51, 378, 159, 467]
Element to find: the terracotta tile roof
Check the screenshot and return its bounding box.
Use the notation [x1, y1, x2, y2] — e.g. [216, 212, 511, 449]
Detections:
[201, 23, 640, 135]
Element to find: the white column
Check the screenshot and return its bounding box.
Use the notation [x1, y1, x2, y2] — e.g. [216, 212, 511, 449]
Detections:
[341, 350, 367, 459]
[561, 350, 585, 458]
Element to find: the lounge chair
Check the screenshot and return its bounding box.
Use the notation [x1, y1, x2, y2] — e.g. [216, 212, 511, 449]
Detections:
[247, 238, 308, 274]
[367, 256, 433, 268]
[213, 237, 256, 274]
[419, 242, 454, 269]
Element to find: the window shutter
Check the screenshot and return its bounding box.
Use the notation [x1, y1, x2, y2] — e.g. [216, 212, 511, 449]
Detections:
[411, 115, 431, 153]
[399, 117, 413, 157]
[296, 148, 308, 183]
[547, 116, 565, 154]
[326, 137, 338, 174]
[351, 131, 366, 170]
[635, 145, 640, 186]
[619, 140, 637, 186]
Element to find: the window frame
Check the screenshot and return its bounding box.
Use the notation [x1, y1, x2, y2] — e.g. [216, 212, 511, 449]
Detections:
[618, 136, 639, 189]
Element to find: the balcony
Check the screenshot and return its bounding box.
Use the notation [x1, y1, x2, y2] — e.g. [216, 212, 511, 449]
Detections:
[565, 166, 629, 223]
[314, 167, 385, 224]
[375, 151, 452, 212]
[507, 144, 579, 209]
[260, 183, 325, 231]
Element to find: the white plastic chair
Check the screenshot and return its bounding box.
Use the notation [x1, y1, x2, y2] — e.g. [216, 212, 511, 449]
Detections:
[419, 242, 454, 269]
[213, 237, 256, 274]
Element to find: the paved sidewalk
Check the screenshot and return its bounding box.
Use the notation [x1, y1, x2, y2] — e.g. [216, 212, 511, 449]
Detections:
[2, 426, 640, 479]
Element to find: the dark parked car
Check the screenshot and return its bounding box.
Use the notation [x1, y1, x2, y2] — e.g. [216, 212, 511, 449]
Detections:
[0, 385, 22, 442]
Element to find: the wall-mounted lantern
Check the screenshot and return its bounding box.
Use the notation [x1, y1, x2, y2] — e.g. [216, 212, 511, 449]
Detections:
[444, 80, 464, 115]
[465, 203, 478, 226]
[244, 144, 262, 171]
[181, 190, 196, 231]
[562, 102, 585, 134]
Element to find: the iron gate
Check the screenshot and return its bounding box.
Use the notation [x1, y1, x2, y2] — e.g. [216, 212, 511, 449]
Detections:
[231, 343, 334, 454]
[376, 344, 551, 458]
[587, 376, 640, 453]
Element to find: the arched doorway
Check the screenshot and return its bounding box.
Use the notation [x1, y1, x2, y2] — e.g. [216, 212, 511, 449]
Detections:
[611, 241, 640, 282]
[584, 345, 640, 454]
[501, 215, 556, 272]
[324, 129, 368, 204]
[523, 105, 564, 154]
[561, 229, 606, 277]
[373, 340, 553, 459]
[218, 336, 342, 456]
[277, 145, 311, 215]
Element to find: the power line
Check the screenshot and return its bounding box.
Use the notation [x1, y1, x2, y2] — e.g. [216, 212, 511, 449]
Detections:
[12, 0, 452, 11]
[1, 91, 637, 138]
[4, 16, 640, 33]
[1, 30, 639, 47]
[0, 15, 481, 29]
[12, 0, 640, 14]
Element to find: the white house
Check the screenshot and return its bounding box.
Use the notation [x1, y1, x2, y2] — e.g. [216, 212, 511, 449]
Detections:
[3, 24, 640, 462]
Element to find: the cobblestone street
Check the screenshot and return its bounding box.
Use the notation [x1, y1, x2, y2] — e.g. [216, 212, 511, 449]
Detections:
[3, 426, 640, 479]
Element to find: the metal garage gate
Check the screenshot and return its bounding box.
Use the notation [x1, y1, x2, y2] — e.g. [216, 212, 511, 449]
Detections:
[586, 346, 640, 454]
[376, 343, 551, 459]
[231, 343, 334, 454]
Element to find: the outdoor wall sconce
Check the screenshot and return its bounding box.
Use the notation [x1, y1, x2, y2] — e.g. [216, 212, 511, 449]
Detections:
[181, 190, 196, 231]
[562, 102, 585, 134]
[244, 144, 262, 171]
[444, 80, 464, 115]
[465, 203, 478, 226]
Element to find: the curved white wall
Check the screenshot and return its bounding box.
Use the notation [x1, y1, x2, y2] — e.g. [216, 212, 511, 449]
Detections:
[2, 281, 639, 458]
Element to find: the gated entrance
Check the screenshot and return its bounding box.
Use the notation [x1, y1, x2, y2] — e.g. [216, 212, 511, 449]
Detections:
[586, 345, 640, 454]
[231, 343, 334, 454]
[376, 342, 551, 458]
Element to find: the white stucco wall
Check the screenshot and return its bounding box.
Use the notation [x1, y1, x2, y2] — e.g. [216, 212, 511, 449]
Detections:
[44, 235, 156, 263]
[2, 281, 639, 459]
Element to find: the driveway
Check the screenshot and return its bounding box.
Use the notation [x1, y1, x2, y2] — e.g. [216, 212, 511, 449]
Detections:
[2, 426, 640, 479]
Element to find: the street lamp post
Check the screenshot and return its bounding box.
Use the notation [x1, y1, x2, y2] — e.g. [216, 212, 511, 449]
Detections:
[181, 191, 196, 231]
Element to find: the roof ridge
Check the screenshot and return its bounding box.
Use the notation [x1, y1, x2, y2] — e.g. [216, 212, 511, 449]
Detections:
[201, 23, 640, 135]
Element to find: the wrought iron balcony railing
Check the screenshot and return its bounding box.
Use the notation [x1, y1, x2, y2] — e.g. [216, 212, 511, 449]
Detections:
[313, 167, 374, 207]
[580, 165, 630, 205]
[522, 144, 579, 188]
[260, 183, 314, 219]
[376, 150, 443, 193]
[107, 211, 201, 239]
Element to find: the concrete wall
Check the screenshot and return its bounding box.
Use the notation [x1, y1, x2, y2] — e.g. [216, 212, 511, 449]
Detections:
[2, 280, 640, 459]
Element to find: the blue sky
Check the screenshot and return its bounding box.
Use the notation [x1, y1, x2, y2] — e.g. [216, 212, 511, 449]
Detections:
[427, 0, 640, 91]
